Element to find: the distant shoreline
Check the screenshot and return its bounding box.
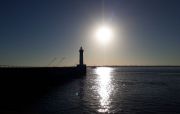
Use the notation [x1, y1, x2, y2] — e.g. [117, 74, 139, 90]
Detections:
[1, 65, 180, 68]
[89, 65, 180, 67]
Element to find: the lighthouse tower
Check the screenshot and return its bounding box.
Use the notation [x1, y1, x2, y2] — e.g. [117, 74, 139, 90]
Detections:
[79, 46, 84, 66]
[77, 46, 86, 73]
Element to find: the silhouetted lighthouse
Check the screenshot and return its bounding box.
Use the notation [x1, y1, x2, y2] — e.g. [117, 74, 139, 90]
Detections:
[77, 46, 86, 74]
[79, 46, 84, 65]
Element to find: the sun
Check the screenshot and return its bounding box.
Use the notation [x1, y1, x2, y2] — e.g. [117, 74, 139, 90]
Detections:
[95, 25, 113, 45]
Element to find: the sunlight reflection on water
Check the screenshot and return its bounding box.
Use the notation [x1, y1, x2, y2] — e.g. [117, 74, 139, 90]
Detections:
[30, 67, 180, 114]
[95, 67, 114, 113]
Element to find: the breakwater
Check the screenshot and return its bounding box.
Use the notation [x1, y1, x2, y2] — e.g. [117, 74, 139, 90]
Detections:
[0, 67, 86, 112]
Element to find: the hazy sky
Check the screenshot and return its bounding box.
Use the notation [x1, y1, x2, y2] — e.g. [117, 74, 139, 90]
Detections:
[0, 0, 180, 66]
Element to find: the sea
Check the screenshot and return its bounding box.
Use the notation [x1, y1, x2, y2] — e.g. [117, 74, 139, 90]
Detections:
[26, 66, 180, 114]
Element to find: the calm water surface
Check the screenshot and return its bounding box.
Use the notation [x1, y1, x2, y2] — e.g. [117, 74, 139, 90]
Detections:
[31, 67, 180, 114]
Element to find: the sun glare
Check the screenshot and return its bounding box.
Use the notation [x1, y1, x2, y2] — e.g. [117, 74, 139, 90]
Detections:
[96, 26, 113, 45]
[95, 67, 113, 113]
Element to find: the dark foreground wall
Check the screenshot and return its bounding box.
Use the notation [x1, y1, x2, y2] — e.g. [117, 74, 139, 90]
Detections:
[0, 67, 86, 113]
[0, 67, 86, 83]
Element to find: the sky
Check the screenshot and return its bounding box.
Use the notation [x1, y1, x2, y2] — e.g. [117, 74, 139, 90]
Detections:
[0, 0, 180, 66]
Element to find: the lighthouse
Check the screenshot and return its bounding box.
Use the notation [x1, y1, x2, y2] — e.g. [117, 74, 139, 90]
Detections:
[77, 46, 86, 74]
[79, 46, 84, 66]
